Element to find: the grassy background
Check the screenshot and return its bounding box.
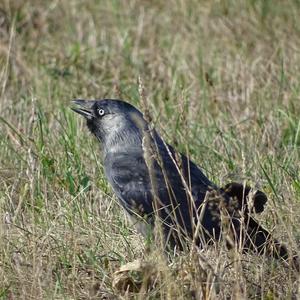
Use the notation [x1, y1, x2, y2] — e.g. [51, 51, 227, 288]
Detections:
[1, 0, 300, 298]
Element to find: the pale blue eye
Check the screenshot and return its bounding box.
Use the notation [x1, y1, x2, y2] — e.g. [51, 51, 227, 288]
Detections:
[98, 108, 105, 116]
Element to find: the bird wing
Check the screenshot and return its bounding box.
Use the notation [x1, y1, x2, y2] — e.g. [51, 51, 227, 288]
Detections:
[104, 144, 215, 229]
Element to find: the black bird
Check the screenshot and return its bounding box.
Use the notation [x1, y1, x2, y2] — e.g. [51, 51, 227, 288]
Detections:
[71, 98, 295, 266]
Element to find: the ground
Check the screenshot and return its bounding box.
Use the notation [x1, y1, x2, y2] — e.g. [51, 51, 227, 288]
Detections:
[1, 0, 300, 299]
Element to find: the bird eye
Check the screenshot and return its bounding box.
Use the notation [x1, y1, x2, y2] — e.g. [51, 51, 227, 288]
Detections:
[98, 108, 105, 116]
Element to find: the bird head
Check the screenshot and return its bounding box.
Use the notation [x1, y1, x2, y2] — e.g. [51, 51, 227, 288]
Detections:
[71, 99, 148, 151]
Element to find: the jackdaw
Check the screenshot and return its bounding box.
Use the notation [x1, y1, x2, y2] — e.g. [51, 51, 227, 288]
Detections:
[71, 98, 295, 266]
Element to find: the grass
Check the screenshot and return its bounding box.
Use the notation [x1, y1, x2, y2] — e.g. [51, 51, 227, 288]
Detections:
[1, 0, 300, 298]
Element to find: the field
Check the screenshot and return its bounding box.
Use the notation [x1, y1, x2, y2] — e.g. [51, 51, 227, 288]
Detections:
[1, 0, 300, 299]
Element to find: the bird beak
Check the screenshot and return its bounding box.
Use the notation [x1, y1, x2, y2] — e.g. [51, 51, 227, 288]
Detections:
[71, 99, 96, 120]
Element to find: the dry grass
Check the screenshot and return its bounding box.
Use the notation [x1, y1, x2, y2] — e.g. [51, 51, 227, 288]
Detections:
[1, 0, 300, 299]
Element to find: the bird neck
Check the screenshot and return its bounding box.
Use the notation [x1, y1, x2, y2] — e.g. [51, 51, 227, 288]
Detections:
[102, 126, 144, 155]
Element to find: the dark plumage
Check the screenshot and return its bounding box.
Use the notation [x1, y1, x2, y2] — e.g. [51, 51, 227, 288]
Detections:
[71, 98, 297, 267]
[222, 182, 268, 214]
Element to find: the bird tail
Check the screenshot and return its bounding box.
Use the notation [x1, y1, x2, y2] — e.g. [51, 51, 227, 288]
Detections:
[243, 215, 299, 271]
[222, 182, 299, 271]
